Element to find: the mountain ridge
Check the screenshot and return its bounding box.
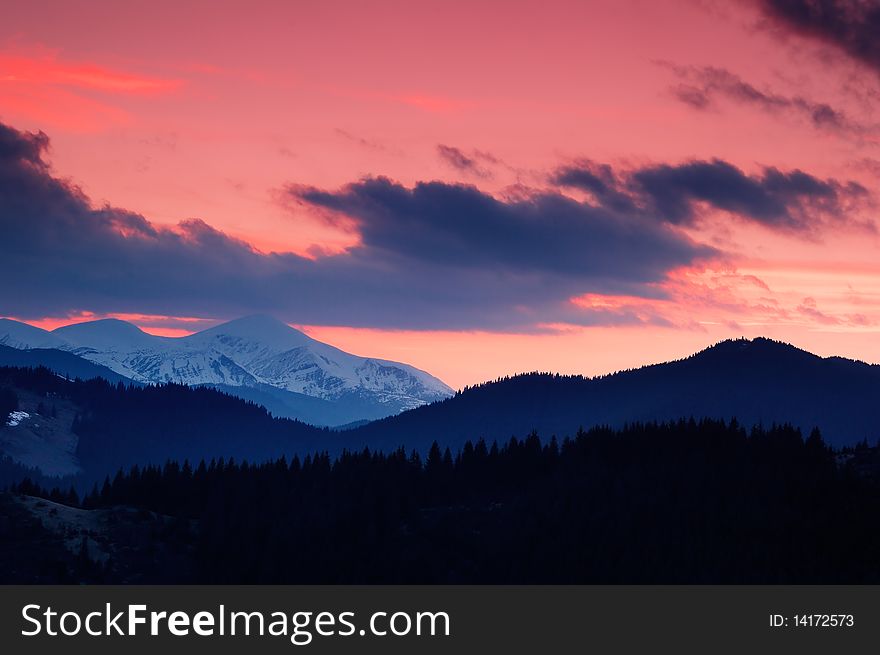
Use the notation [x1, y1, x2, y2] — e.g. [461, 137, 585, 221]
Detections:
[3, 335, 880, 482]
[341, 336, 880, 452]
[0, 315, 453, 425]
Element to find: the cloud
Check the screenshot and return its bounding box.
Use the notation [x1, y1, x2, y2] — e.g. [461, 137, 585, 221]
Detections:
[0, 52, 182, 95]
[632, 160, 865, 230]
[0, 124, 48, 163]
[0, 51, 182, 132]
[552, 162, 638, 214]
[797, 296, 840, 324]
[553, 157, 869, 232]
[334, 128, 387, 152]
[436, 144, 495, 178]
[755, 0, 880, 74]
[0, 121, 714, 331]
[659, 63, 871, 137]
[290, 175, 716, 281]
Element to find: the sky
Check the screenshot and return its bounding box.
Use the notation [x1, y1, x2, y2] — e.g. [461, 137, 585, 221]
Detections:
[2, 0, 880, 388]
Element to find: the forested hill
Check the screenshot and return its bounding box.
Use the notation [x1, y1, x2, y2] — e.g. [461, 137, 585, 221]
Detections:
[0, 344, 134, 385]
[343, 337, 880, 453]
[0, 366, 330, 484]
[8, 420, 880, 583]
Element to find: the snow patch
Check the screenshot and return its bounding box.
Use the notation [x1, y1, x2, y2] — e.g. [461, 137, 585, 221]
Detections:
[5, 411, 29, 427]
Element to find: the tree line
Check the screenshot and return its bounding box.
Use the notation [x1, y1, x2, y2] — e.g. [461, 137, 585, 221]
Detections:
[9, 418, 880, 584]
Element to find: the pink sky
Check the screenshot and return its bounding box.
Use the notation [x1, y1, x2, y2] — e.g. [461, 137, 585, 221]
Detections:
[2, 0, 880, 388]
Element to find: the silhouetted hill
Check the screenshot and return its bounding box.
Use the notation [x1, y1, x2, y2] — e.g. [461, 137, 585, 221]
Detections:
[0, 344, 135, 385]
[9, 420, 880, 583]
[343, 338, 880, 452]
[0, 366, 330, 484]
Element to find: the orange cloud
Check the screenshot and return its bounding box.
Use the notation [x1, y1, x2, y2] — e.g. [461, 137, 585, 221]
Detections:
[0, 53, 182, 94]
[567, 262, 880, 335]
[0, 51, 182, 132]
[0, 85, 130, 132]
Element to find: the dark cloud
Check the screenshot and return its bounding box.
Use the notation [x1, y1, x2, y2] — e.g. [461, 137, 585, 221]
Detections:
[632, 160, 863, 229]
[0, 126, 48, 163]
[660, 63, 869, 137]
[290, 176, 711, 280]
[554, 157, 868, 231]
[436, 144, 494, 178]
[756, 0, 880, 73]
[0, 121, 713, 331]
[552, 162, 638, 214]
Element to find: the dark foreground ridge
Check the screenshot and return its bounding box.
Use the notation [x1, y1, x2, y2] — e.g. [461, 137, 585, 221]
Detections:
[4, 419, 880, 584]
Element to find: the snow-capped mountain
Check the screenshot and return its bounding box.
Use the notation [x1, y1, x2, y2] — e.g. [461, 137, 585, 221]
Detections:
[0, 318, 68, 350]
[0, 315, 453, 425]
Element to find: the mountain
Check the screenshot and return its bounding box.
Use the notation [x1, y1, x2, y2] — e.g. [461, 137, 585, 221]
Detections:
[3, 336, 880, 483]
[0, 366, 332, 484]
[342, 337, 880, 452]
[0, 344, 136, 386]
[0, 318, 67, 350]
[0, 315, 453, 426]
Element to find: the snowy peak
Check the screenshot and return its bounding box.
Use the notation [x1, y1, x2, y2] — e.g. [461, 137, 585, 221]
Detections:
[210, 314, 309, 339]
[0, 316, 454, 424]
[0, 318, 67, 350]
[188, 315, 314, 352]
[54, 318, 158, 351]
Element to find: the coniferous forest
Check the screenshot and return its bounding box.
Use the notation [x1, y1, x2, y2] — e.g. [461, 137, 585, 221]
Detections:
[5, 415, 880, 584]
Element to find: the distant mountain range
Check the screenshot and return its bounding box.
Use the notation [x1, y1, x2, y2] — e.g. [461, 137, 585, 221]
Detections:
[2, 335, 880, 482]
[0, 315, 453, 426]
